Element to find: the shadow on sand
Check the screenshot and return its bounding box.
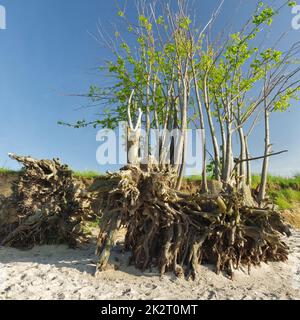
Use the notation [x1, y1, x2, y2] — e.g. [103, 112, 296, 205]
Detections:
[0, 240, 169, 278]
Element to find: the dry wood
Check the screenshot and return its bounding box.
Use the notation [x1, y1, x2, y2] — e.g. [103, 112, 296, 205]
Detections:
[96, 165, 291, 279]
[0, 154, 93, 248]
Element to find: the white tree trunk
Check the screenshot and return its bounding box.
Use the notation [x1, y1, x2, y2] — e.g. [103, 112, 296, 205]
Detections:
[224, 122, 233, 183]
[238, 127, 247, 189]
[258, 108, 271, 206]
[245, 137, 252, 187]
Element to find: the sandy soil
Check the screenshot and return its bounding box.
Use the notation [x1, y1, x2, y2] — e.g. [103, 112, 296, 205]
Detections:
[0, 230, 299, 300]
[0, 174, 17, 198]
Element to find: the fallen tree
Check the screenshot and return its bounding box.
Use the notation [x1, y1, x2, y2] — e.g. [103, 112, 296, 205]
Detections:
[0, 154, 92, 248]
[96, 165, 291, 279]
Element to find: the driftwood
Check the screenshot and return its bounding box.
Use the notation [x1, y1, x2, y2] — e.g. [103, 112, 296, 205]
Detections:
[96, 165, 291, 279]
[0, 154, 92, 248]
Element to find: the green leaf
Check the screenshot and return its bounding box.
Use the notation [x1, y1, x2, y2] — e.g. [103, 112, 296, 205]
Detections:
[157, 16, 164, 25]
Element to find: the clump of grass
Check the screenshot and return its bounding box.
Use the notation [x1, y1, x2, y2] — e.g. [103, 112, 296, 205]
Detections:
[251, 175, 261, 189]
[271, 192, 294, 210]
[270, 188, 300, 210]
[82, 218, 101, 236]
[252, 174, 300, 191]
[186, 175, 202, 182]
[0, 167, 19, 176]
[86, 218, 101, 228]
[186, 175, 216, 183]
[252, 174, 300, 210]
[73, 170, 101, 179]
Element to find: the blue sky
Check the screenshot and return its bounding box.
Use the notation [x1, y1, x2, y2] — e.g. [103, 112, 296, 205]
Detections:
[0, 0, 299, 176]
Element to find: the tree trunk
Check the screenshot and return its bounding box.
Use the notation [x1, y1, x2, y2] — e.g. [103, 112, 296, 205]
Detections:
[176, 93, 188, 190]
[258, 108, 271, 206]
[192, 66, 208, 193]
[245, 137, 252, 187]
[145, 77, 151, 165]
[203, 78, 220, 181]
[224, 122, 233, 183]
[127, 127, 142, 165]
[217, 109, 227, 181]
[176, 138, 187, 190]
[238, 126, 247, 190]
[127, 91, 143, 166]
[199, 127, 208, 194]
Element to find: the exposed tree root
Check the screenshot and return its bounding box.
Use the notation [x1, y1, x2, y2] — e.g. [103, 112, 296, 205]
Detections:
[96, 165, 291, 279]
[0, 154, 92, 248]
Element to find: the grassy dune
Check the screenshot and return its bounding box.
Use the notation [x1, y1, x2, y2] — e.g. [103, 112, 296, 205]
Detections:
[188, 174, 300, 211]
[252, 175, 300, 210]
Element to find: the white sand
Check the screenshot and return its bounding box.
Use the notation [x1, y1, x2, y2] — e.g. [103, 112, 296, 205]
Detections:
[0, 231, 300, 300]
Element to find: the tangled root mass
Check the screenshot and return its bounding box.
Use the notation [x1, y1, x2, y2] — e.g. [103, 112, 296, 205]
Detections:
[0, 154, 91, 248]
[97, 165, 291, 279]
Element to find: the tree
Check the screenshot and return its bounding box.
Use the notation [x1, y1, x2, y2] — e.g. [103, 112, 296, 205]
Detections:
[60, 0, 300, 200]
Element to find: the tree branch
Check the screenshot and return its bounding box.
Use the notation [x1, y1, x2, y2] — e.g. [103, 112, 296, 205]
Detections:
[234, 150, 288, 165]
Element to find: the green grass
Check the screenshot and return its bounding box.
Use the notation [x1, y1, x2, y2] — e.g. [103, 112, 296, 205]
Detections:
[252, 174, 300, 190]
[186, 175, 203, 182]
[82, 217, 101, 236]
[187, 173, 300, 188]
[0, 167, 19, 175]
[186, 174, 300, 210]
[86, 217, 101, 228]
[1, 167, 102, 179]
[251, 174, 300, 209]
[270, 188, 300, 210]
[72, 170, 102, 179]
